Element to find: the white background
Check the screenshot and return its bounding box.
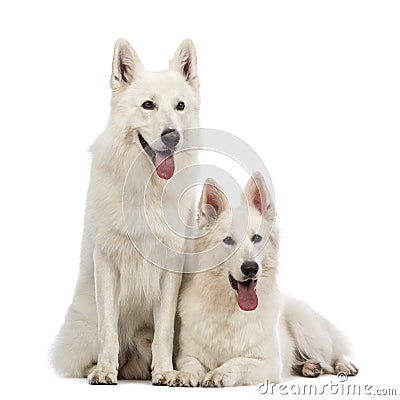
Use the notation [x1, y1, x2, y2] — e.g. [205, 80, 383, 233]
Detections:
[1, 1, 399, 399]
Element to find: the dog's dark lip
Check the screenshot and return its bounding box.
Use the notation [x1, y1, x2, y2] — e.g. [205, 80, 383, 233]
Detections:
[137, 133, 173, 166]
[229, 274, 238, 291]
[229, 274, 258, 292]
[138, 132, 155, 164]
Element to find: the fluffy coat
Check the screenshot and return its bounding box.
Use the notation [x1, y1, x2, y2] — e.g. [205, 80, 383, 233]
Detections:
[167, 173, 358, 387]
[51, 38, 200, 385]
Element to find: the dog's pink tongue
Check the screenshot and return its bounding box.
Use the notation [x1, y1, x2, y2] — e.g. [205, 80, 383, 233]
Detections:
[237, 280, 258, 311]
[155, 151, 175, 180]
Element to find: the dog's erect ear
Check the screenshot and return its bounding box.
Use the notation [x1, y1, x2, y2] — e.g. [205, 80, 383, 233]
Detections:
[110, 39, 143, 90]
[170, 39, 199, 88]
[198, 178, 229, 225]
[243, 172, 275, 219]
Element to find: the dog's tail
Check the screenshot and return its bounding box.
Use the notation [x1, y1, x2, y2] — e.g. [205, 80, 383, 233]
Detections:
[283, 295, 351, 374]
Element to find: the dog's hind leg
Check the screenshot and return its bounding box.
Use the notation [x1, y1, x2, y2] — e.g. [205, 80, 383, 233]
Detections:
[334, 359, 359, 376]
[301, 360, 323, 377]
[51, 299, 98, 377]
[284, 296, 358, 377]
[51, 240, 98, 378]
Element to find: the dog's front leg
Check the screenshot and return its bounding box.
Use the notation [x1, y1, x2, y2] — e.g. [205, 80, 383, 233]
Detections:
[202, 356, 281, 387]
[88, 248, 119, 385]
[151, 270, 182, 385]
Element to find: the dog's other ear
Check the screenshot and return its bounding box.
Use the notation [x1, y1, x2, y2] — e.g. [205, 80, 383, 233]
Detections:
[111, 39, 143, 90]
[170, 39, 199, 89]
[243, 172, 275, 219]
[198, 178, 229, 225]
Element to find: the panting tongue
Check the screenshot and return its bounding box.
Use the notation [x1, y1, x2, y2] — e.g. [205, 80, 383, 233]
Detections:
[237, 280, 258, 311]
[155, 151, 175, 180]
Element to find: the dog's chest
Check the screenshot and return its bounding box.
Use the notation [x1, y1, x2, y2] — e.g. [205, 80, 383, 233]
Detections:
[117, 258, 163, 320]
[182, 298, 267, 369]
[123, 184, 191, 252]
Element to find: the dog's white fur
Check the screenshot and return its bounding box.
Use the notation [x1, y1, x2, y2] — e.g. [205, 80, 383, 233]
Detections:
[51, 38, 200, 384]
[167, 173, 357, 387]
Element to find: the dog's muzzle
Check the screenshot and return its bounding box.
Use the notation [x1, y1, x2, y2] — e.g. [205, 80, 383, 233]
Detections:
[137, 132, 175, 180]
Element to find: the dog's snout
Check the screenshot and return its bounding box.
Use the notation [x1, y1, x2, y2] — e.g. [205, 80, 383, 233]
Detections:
[241, 261, 259, 278]
[161, 128, 180, 148]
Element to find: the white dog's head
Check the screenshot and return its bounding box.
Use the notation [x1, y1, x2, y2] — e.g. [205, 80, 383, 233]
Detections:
[108, 38, 200, 180]
[195, 172, 278, 311]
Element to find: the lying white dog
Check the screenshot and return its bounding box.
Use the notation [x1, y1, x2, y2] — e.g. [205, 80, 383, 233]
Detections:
[167, 173, 358, 387]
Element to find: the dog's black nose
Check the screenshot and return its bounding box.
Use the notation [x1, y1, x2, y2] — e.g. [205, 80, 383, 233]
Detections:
[241, 261, 259, 278]
[161, 128, 180, 148]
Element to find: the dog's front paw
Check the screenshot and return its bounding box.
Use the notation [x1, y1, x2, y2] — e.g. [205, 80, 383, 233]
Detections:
[166, 370, 202, 387]
[152, 370, 174, 386]
[202, 368, 236, 387]
[88, 365, 117, 385]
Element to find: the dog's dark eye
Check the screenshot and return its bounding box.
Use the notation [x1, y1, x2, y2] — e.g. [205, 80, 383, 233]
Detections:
[176, 101, 185, 111]
[252, 234, 262, 243]
[223, 236, 235, 245]
[142, 100, 155, 110]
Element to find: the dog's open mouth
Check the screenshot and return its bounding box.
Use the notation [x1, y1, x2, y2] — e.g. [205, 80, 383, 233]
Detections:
[138, 133, 175, 180]
[229, 274, 258, 311]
